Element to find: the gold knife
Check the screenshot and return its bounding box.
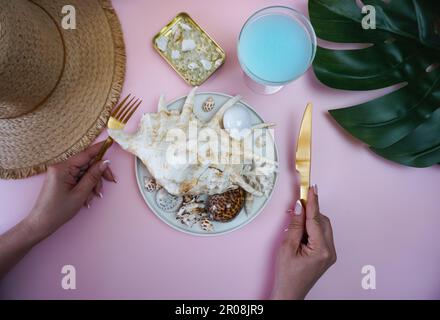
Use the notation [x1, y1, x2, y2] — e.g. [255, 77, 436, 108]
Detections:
[296, 103, 313, 203]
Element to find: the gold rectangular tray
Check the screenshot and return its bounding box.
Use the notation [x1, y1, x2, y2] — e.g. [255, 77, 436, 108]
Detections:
[153, 12, 226, 86]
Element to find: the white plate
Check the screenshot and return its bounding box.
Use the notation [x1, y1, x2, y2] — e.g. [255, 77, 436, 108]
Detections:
[135, 92, 278, 236]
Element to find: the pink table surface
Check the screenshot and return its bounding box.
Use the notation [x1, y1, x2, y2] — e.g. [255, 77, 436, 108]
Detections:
[1, 0, 440, 300]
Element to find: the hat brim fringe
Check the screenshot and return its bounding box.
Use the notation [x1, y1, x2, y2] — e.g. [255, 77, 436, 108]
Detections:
[0, 0, 126, 180]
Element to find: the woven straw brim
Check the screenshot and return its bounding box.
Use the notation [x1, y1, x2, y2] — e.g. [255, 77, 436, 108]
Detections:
[0, 0, 125, 179]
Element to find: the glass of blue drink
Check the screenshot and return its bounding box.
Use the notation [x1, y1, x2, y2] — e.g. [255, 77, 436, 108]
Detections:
[238, 6, 317, 94]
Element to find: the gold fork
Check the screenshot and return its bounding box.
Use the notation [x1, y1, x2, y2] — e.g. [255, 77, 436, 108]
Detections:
[95, 94, 142, 161]
[76, 95, 142, 181]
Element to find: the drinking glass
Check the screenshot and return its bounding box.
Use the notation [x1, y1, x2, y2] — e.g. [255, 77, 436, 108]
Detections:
[238, 6, 317, 94]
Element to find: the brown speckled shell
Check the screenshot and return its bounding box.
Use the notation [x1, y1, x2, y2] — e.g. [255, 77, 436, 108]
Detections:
[207, 188, 245, 222]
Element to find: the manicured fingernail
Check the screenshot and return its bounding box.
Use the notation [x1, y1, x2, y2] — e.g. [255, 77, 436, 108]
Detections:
[86, 202, 91, 209]
[98, 192, 103, 199]
[312, 184, 318, 196]
[111, 171, 118, 183]
[294, 200, 302, 215]
[283, 228, 289, 232]
[100, 160, 111, 171]
[287, 209, 294, 214]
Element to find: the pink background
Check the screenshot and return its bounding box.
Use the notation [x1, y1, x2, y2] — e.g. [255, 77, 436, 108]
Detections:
[1, 0, 440, 299]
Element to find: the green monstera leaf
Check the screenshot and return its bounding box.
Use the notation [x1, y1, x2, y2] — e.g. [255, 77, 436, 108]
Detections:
[309, 0, 440, 167]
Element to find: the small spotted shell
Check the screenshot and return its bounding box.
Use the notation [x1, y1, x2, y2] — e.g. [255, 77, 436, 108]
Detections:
[207, 188, 245, 222]
[200, 218, 214, 232]
[202, 97, 215, 112]
[155, 188, 183, 212]
[182, 194, 196, 204]
[144, 177, 160, 192]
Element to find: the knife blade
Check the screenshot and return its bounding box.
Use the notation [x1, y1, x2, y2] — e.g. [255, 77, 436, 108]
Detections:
[295, 103, 313, 202]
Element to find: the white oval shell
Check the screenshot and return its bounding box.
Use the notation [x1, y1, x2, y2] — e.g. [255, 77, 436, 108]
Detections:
[188, 62, 199, 70]
[155, 36, 168, 52]
[182, 39, 196, 51]
[171, 50, 181, 60]
[200, 59, 212, 71]
[223, 105, 252, 139]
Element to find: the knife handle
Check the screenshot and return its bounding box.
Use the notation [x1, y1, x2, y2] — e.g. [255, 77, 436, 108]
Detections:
[297, 161, 310, 203]
[300, 180, 308, 203]
[299, 185, 309, 204]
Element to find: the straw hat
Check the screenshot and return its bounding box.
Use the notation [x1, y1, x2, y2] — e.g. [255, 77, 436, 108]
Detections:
[0, 0, 125, 179]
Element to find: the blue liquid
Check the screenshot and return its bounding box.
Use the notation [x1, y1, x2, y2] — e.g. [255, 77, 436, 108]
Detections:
[238, 13, 313, 84]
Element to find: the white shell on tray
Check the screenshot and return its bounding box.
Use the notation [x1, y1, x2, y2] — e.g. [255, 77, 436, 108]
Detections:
[134, 92, 278, 236]
[222, 105, 252, 140]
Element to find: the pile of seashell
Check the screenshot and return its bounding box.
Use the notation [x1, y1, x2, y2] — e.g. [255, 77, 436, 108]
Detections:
[145, 177, 249, 232]
[110, 87, 278, 233]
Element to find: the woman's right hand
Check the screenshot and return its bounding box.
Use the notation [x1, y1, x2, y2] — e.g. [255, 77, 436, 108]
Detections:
[26, 142, 116, 242]
[271, 186, 337, 300]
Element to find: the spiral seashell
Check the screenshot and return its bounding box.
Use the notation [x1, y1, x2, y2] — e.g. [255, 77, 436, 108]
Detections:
[202, 97, 215, 112]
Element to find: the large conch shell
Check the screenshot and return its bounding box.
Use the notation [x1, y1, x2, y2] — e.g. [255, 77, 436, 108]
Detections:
[108, 88, 277, 196]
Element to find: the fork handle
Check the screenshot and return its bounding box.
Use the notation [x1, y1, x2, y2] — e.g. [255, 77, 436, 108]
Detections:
[75, 137, 113, 181]
[95, 136, 114, 162]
